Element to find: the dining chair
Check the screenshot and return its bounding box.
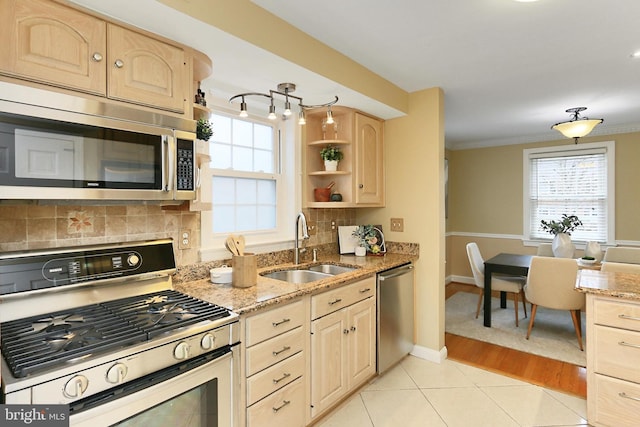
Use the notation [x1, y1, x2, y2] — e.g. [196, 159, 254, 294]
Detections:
[536, 243, 554, 257]
[602, 247, 640, 264]
[601, 261, 640, 274]
[466, 243, 527, 326]
[524, 256, 585, 350]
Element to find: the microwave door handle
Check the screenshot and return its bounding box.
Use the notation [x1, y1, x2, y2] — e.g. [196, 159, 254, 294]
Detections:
[163, 135, 174, 193]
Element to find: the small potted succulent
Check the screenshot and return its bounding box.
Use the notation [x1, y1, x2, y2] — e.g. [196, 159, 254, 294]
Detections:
[540, 214, 582, 258]
[320, 145, 344, 171]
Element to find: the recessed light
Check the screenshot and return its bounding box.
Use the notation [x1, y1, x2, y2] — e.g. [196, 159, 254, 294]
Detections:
[631, 51, 640, 59]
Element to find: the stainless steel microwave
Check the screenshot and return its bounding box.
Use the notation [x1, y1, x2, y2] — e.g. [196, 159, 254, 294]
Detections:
[0, 81, 197, 201]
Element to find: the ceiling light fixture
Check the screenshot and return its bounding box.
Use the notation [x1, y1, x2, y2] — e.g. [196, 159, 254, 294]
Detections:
[551, 107, 603, 144]
[229, 83, 338, 125]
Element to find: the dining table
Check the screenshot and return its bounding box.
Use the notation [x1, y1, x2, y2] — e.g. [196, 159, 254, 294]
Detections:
[483, 253, 533, 327]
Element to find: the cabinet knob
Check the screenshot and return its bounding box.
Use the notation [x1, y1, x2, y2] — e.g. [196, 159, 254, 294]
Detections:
[359, 184, 364, 189]
[92, 52, 103, 62]
[114, 59, 124, 68]
[350, 326, 356, 332]
[343, 329, 350, 335]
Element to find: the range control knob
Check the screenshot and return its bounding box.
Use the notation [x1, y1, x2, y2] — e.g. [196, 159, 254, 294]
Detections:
[127, 254, 140, 266]
[63, 375, 89, 399]
[106, 362, 128, 384]
[201, 333, 216, 350]
[174, 341, 190, 360]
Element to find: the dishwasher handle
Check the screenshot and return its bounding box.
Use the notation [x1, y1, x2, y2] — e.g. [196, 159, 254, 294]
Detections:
[378, 264, 413, 281]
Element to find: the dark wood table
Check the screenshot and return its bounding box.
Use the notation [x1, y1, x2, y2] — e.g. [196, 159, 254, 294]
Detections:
[483, 253, 533, 327]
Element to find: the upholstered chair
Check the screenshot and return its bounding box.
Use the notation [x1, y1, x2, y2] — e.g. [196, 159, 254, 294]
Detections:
[524, 256, 585, 350]
[536, 243, 554, 257]
[602, 247, 640, 264]
[601, 261, 640, 274]
[466, 242, 527, 326]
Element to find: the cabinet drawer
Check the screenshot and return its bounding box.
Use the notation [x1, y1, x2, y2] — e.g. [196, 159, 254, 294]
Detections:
[246, 327, 304, 376]
[594, 325, 640, 383]
[594, 297, 640, 332]
[592, 373, 640, 427]
[312, 276, 375, 320]
[247, 377, 305, 427]
[246, 352, 305, 406]
[245, 299, 305, 346]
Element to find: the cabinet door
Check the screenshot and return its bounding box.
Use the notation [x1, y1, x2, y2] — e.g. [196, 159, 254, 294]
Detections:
[310, 310, 347, 418]
[355, 113, 384, 205]
[107, 25, 186, 113]
[347, 297, 376, 389]
[0, 0, 106, 95]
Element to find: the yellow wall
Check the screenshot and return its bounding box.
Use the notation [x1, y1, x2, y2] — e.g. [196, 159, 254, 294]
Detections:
[358, 88, 446, 352]
[448, 131, 640, 280]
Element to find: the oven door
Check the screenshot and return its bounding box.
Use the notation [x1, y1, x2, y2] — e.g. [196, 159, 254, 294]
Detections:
[70, 348, 237, 427]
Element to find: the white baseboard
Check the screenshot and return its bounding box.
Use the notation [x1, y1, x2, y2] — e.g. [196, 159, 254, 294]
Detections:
[410, 344, 447, 364]
[449, 275, 474, 285]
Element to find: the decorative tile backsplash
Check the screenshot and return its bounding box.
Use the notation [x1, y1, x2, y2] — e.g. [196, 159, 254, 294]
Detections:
[0, 204, 362, 267]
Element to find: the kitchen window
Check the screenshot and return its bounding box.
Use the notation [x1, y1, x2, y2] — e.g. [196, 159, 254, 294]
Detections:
[200, 110, 298, 260]
[523, 141, 615, 245]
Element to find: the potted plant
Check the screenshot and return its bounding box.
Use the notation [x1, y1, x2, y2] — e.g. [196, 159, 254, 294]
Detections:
[196, 118, 213, 141]
[320, 145, 343, 171]
[540, 214, 582, 258]
[352, 224, 385, 255]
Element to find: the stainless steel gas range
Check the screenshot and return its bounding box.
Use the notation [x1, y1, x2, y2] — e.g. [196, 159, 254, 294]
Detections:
[0, 239, 239, 426]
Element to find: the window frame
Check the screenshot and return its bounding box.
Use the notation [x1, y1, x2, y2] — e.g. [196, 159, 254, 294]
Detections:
[522, 140, 615, 247]
[199, 106, 301, 261]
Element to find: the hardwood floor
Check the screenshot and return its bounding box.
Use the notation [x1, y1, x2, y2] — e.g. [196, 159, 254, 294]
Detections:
[445, 282, 587, 398]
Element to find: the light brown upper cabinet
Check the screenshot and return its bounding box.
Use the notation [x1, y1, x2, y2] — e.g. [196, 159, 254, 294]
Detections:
[0, 0, 187, 114]
[304, 106, 385, 207]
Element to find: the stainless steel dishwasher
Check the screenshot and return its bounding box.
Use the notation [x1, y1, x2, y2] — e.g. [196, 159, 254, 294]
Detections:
[377, 262, 415, 374]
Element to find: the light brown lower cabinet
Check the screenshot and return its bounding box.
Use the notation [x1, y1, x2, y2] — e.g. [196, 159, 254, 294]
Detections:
[310, 277, 377, 420]
[587, 294, 640, 427]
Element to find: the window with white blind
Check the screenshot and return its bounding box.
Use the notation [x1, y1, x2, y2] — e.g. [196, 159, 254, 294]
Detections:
[523, 141, 615, 244]
[200, 110, 298, 260]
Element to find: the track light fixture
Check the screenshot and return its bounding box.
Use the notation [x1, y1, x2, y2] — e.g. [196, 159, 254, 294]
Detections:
[229, 83, 338, 125]
[551, 107, 603, 144]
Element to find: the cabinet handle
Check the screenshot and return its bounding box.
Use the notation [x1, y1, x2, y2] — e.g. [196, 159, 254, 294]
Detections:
[343, 329, 350, 335]
[619, 314, 640, 322]
[114, 59, 124, 68]
[359, 184, 364, 189]
[619, 392, 640, 402]
[272, 318, 291, 327]
[618, 341, 640, 349]
[272, 346, 291, 356]
[359, 288, 371, 293]
[328, 298, 342, 305]
[91, 52, 103, 62]
[272, 400, 291, 413]
[272, 372, 291, 384]
[350, 326, 356, 332]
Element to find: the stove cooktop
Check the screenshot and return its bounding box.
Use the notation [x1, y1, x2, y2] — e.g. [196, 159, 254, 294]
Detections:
[1, 289, 231, 378]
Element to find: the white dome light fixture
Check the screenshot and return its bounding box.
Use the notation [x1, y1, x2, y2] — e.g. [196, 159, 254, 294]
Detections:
[551, 107, 603, 144]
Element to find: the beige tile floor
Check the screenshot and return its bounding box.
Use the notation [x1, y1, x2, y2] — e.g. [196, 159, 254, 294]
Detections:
[317, 356, 588, 427]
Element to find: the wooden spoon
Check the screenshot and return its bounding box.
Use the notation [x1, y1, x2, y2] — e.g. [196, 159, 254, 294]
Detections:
[225, 236, 239, 256]
[234, 235, 245, 256]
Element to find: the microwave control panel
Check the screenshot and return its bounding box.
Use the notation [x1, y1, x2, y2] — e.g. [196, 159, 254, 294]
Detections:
[176, 139, 194, 191]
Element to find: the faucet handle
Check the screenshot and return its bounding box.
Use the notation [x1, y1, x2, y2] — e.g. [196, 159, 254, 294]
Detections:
[312, 248, 318, 262]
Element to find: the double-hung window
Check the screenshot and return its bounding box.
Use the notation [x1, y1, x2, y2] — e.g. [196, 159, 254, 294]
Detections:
[200, 110, 298, 260]
[523, 141, 615, 245]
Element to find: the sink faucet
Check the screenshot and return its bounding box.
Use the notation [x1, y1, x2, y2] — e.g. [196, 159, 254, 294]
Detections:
[294, 212, 309, 264]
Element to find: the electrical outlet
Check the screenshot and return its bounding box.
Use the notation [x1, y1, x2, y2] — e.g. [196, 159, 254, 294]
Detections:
[390, 218, 404, 232]
[307, 222, 317, 236]
[331, 220, 336, 230]
[179, 229, 191, 249]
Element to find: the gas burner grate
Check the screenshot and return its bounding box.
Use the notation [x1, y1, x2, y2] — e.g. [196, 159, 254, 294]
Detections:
[1, 305, 146, 378]
[102, 290, 231, 338]
[1, 290, 231, 378]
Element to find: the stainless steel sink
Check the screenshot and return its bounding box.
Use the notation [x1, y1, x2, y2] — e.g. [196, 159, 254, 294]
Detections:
[307, 264, 357, 275]
[261, 264, 357, 283]
[262, 269, 332, 283]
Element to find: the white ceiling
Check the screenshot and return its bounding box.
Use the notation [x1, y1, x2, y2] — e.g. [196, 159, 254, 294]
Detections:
[70, 0, 640, 149]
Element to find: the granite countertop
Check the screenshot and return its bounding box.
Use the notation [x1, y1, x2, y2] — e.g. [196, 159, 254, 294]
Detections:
[576, 269, 640, 300]
[174, 253, 416, 315]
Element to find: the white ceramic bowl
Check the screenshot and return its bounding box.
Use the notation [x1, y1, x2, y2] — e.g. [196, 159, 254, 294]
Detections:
[210, 266, 233, 284]
[579, 258, 597, 265]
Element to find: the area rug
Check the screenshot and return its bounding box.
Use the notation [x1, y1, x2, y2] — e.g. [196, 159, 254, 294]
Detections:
[445, 291, 586, 366]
